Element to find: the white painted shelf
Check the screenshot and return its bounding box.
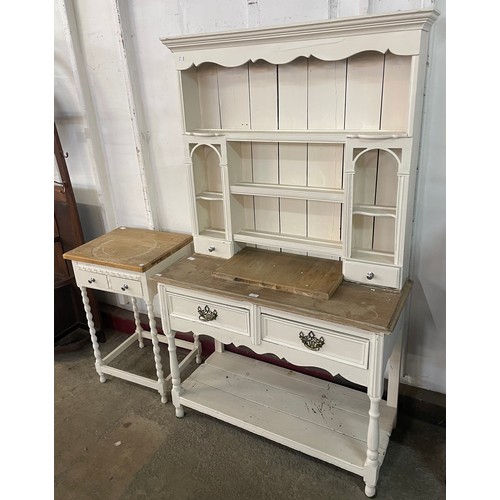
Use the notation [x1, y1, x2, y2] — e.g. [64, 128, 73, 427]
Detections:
[199, 229, 226, 238]
[196, 191, 224, 201]
[233, 230, 342, 256]
[179, 351, 396, 476]
[187, 129, 408, 143]
[352, 205, 397, 218]
[230, 183, 345, 202]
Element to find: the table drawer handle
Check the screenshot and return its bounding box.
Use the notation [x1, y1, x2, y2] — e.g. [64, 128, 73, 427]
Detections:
[198, 305, 218, 322]
[366, 272, 374, 280]
[121, 284, 129, 291]
[299, 331, 325, 351]
[88, 278, 96, 284]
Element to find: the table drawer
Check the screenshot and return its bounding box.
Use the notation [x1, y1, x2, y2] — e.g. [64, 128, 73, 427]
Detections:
[76, 269, 110, 291]
[261, 314, 369, 369]
[167, 292, 250, 337]
[108, 276, 143, 297]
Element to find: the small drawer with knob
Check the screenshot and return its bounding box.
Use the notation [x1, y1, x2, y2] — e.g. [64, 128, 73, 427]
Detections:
[343, 260, 401, 288]
[193, 235, 235, 259]
[108, 276, 143, 297]
[75, 269, 110, 292]
[261, 314, 370, 369]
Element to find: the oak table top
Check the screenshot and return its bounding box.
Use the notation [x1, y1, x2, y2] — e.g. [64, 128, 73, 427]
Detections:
[63, 226, 193, 273]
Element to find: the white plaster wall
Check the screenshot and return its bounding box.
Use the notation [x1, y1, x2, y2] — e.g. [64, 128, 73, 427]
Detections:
[54, 0, 445, 394]
[405, 0, 446, 393]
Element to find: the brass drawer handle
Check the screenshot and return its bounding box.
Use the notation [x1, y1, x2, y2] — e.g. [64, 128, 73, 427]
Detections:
[198, 305, 218, 322]
[299, 331, 325, 351]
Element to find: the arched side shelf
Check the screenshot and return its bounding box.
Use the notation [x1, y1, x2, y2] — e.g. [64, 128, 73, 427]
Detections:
[184, 135, 238, 258]
[343, 137, 412, 287]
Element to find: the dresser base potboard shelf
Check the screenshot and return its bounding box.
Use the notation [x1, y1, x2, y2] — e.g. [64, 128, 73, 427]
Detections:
[178, 350, 396, 474]
[154, 251, 411, 497]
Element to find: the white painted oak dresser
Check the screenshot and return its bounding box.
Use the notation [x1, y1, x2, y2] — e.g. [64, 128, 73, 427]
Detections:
[156, 9, 439, 497]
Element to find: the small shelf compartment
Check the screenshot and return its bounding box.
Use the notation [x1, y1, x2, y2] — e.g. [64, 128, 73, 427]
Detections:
[178, 52, 412, 135]
[227, 139, 344, 255]
[187, 140, 230, 244]
[349, 147, 400, 265]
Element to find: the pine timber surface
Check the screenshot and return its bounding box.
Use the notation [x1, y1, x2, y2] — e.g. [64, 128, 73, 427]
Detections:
[153, 251, 412, 333]
[180, 351, 396, 474]
[211, 247, 343, 300]
[63, 227, 193, 273]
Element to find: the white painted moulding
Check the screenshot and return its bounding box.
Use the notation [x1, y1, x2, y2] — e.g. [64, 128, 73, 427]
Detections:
[161, 9, 439, 70]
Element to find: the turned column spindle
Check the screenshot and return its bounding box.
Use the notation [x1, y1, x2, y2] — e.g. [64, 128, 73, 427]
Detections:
[194, 334, 202, 364]
[364, 396, 381, 497]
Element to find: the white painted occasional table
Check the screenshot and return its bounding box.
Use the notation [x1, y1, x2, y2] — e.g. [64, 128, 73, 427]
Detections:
[63, 226, 198, 403]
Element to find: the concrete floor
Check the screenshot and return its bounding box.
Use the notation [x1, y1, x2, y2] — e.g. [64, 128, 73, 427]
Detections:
[54, 329, 445, 500]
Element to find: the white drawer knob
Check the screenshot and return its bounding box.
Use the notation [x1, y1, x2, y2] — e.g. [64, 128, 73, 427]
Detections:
[208, 246, 216, 252]
[366, 272, 374, 280]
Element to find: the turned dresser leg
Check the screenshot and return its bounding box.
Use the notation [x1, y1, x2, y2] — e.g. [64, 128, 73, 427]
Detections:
[80, 286, 106, 383]
[131, 297, 145, 348]
[194, 334, 202, 364]
[145, 299, 168, 403]
[364, 395, 381, 497]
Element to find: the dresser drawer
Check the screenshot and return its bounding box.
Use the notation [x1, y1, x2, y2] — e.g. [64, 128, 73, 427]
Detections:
[167, 292, 250, 337]
[76, 269, 110, 291]
[193, 236, 235, 258]
[261, 314, 369, 369]
[343, 260, 401, 288]
[108, 276, 143, 297]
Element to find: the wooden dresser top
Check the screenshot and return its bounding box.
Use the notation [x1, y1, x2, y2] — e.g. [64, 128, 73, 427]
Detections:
[63, 227, 193, 273]
[153, 251, 412, 334]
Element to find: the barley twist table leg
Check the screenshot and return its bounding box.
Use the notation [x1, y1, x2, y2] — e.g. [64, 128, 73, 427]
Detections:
[131, 297, 145, 348]
[145, 299, 167, 403]
[80, 286, 106, 383]
[166, 329, 184, 418]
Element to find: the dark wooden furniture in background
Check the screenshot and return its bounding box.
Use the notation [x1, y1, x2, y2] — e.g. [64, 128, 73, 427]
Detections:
[54, 123, 103, 348]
